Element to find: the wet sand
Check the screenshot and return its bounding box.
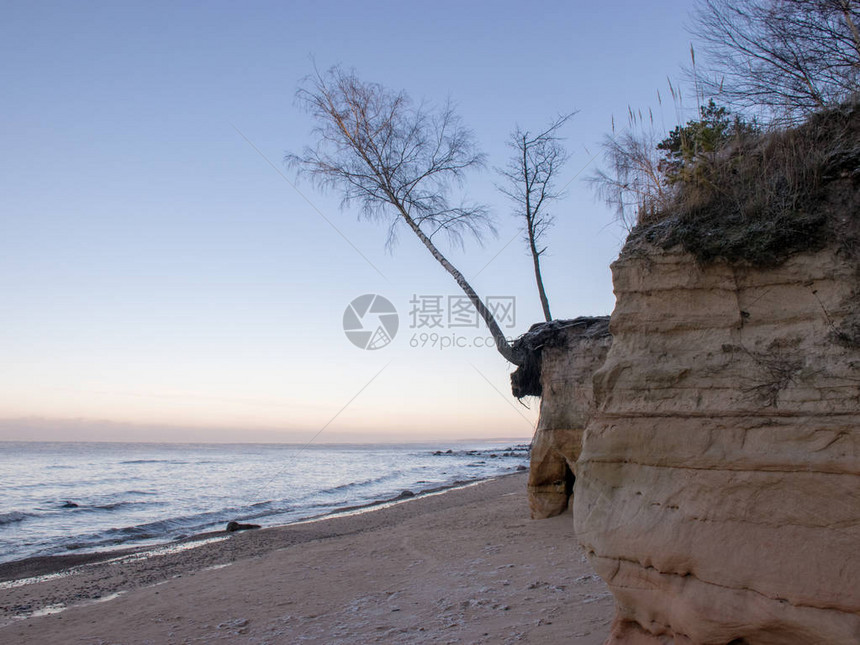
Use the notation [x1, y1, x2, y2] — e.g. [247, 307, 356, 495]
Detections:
[0, 473, 613, 644]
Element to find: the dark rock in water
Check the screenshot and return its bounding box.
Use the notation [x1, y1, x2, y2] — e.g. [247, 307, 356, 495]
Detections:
[60, 501, 79, 508]
[397, 490, 415, 499]
[445, 449, 453, 454]
[432, 450, 442, 455]
[226, 521, 261, 533]
[516, 465, 528, 471]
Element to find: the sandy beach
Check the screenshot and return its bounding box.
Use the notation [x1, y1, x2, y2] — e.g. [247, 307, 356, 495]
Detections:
[0, 473, 613, 644]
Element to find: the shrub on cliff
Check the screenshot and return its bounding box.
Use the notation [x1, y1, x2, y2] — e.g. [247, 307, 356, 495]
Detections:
[628, 99, 860, 267]
[656, 100, 759, 186]
[595, 0, 860, 267]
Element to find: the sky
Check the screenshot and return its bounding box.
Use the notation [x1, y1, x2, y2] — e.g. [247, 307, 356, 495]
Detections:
[0, 0, 697, 443]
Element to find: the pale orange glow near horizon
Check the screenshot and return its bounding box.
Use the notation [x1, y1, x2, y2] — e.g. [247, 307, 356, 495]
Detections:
[0, 414, 535, 444]
[0, 336, 540, 442]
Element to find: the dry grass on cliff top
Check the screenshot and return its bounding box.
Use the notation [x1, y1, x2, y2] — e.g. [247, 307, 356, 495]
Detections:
[626, 100, 860, 269]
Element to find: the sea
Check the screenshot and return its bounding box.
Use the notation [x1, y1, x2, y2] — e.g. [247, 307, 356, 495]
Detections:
[0, 441, 529, 565]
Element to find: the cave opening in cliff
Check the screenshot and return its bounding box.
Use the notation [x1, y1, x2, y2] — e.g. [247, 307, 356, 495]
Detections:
[563, 463, 575, 504]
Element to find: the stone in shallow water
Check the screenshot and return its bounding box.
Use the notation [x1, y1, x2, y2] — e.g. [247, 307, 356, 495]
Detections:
[225, 521, 261, 533]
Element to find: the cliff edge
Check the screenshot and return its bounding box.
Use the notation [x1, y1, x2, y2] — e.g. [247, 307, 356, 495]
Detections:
[511, 318, 611, 519]
[573, 104, 860, 642]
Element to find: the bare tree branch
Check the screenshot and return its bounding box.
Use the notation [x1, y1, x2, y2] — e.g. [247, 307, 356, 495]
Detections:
[589, 123, 671, 232]
[693, 0, 860, 122]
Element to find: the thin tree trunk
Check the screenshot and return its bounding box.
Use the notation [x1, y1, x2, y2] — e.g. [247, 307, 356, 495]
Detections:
[398, 208, 522, 365]
[528, 227, 552, 322]
[522, 141, 552, 322]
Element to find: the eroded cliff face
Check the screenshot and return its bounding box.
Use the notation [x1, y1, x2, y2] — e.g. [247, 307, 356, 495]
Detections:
[573, 245, 860, 643]
[521, 318, 611, 519]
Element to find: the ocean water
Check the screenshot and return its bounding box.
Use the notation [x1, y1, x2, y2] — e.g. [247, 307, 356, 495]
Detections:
[0, 441, 529, 565]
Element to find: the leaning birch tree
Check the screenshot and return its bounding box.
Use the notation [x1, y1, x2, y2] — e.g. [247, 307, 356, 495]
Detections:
[286, 66, 523, 365]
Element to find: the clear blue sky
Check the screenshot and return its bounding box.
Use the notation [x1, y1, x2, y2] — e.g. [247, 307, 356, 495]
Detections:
[1, 0, 696, 442]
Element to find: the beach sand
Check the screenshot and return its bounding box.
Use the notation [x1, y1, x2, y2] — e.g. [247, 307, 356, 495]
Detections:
[0, 473, 613, 644]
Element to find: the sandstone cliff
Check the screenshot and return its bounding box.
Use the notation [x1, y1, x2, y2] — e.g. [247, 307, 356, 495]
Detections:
[574, 243, 860, 643]
[506, 103, 860, 642]
[512, 318, 611, 519]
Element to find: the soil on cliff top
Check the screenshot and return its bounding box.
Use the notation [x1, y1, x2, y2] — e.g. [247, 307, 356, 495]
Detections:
[510, 317, 611, 399]
[623, 100, 860, 269]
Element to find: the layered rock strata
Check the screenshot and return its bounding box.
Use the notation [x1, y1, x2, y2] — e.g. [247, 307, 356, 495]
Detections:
[574, 246, 860, 643]
[515, 318, 611, 519]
